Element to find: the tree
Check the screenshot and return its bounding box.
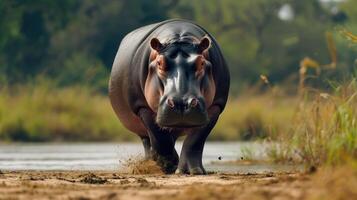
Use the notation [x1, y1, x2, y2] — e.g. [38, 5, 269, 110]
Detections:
[170, 0, 354, 92]
[0, 0, 78, 83]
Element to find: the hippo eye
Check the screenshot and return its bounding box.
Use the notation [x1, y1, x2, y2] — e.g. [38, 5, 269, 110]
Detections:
[157, 60, 167, 72]
[155, 55, 167, 74]
[197, 61, 205, 71]
[195, 57, 206, 77]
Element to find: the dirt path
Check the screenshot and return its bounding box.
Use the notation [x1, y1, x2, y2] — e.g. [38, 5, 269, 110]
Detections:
[0, 170, 320, 200]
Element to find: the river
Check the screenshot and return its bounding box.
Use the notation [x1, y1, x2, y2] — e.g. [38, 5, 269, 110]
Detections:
[0, 142, 301, 173]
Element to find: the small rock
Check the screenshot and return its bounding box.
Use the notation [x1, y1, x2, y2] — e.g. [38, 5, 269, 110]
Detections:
[219, 175, 232, 180]
[136, 177, 154, 187]
[80, 173, 107, 184]
[308, 165, 317, 174]
[120, 179, 130, 185]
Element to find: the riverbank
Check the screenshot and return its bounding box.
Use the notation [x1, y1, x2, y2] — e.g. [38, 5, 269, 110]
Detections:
[0, 167, 355, 200]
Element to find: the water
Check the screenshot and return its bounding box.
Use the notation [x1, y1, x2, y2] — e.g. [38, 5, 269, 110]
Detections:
[0, 142, 301, 173]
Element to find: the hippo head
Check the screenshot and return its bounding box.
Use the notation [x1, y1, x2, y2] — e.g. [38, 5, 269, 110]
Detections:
[144, 36, 216, 128]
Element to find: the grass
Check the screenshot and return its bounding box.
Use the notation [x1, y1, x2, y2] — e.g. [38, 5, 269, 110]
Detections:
[0, 80, 135, 142]
[211, 92, 297, 141]
[266, 30, 357, 168]
[269, 79, 357, 167]
[0, 79, 299, 142]
[309, 164, 357, 200]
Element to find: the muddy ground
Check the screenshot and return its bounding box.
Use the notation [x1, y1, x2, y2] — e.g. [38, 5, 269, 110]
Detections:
[1, 167, 355, 200]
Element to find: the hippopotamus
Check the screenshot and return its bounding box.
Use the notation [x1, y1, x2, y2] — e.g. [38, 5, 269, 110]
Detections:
[109, 19, 230, 174]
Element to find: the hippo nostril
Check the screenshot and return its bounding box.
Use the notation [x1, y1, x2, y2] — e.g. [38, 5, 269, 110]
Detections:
[167, 98, 175, 108]
[189, 98, 198, 108]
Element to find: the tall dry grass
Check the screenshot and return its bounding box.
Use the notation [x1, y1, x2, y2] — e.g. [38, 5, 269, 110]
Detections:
[211, 92, 297, 141]
[0, 80, 135, 142]
[0, 79, 299, 142]
[269, 80, 357, 166]
[267, 30, 357, 166]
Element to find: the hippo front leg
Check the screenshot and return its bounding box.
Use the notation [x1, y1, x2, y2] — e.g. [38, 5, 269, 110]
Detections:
[138, 108, 179, 174]
[177, 106, 220, 175]
[176, 106, 220, 175]
[141, 136, 151, 159]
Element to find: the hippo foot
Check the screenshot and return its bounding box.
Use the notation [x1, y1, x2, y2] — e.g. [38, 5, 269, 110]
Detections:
[152, 152, 179, 174]
[176, 162, 206, 175]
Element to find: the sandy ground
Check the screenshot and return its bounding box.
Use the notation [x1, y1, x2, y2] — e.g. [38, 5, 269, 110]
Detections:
[0, 169, 322, 200]
[1, 160, 356, 200]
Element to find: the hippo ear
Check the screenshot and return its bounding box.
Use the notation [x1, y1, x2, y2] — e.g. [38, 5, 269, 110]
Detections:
[150, 38, 163, 51]
[198, 36, 211, 53]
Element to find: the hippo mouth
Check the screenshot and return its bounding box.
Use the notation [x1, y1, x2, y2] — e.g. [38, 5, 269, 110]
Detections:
[156, 109, 209, 128]
[156, 96, 209, 128]
[157, 121, 207, 128]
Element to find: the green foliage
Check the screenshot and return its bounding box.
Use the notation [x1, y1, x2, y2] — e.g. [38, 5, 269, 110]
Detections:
[0, 0, 78, 81]
[169, 0, 357, 92]
[0, 0, 171, 90]
[0, 0, 357, 146]
[0, 0, 357, 93]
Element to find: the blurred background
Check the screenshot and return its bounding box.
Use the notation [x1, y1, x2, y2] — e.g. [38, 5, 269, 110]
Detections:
[0, 0, 356, 142]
